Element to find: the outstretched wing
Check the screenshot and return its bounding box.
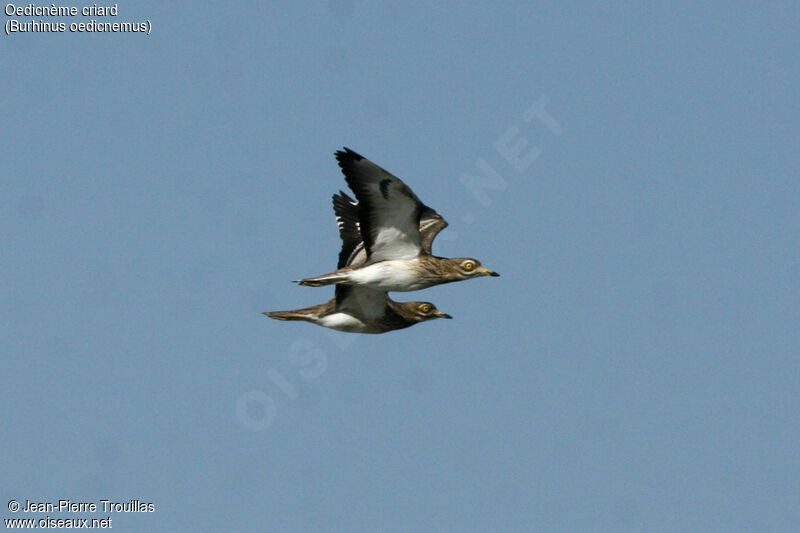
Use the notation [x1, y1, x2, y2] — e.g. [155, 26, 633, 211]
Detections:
[336, 147, 428, 262]
[334, 191, 448, 261]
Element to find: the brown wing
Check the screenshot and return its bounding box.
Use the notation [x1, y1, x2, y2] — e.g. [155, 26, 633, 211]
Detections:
[418, 206, 448, 255]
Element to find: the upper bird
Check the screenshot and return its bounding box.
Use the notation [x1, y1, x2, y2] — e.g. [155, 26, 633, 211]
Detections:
[296, 148, 499, 292]
[264, 191, 452, 334]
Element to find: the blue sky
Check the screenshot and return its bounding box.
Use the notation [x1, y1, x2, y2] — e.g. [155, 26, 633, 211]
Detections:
[3, 2, 799, 531]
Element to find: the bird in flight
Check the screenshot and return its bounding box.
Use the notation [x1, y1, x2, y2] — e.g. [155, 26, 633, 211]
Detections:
[296, 148, 499, 292]
[264, 192, 452, 333]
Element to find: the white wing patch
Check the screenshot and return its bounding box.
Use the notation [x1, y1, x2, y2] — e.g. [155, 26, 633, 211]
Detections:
[370, 226, 419, 261]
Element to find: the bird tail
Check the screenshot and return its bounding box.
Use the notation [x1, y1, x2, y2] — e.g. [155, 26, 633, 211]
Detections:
[293, 273, 349, 287]
[262, 311, 315, 323]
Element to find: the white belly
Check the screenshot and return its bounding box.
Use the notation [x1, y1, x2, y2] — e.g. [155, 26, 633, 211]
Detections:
[317, 312, 368, 333]
[348, 260, 424, 292]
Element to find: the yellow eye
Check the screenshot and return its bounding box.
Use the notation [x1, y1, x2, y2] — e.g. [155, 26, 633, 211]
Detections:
[463, 261, 475, 271]
[419, 304, 432, 313]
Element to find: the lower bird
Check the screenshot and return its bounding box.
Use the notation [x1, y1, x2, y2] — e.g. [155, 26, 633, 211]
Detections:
[264, 192, 452, 334]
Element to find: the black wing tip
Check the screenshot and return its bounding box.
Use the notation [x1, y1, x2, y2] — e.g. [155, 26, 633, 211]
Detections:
[332, 192, 358, 229]
[335, 148, 371, 195]
[332, 192, 359, 220]
[336, 148, 365, 184]
[332, 190, 356, 204]
[332, 191, 362, 269]
[335, 147, 364, 162]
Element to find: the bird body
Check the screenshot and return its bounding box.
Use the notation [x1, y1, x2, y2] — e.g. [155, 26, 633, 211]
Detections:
[265, 297, 448, 334]
[297, 256, 498, 292]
